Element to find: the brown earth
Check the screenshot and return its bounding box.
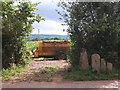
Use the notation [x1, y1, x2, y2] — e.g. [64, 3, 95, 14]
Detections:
[2, 59, 119, 88]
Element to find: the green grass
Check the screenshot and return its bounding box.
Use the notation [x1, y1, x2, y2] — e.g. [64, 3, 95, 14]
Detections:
[45, 66, 57, 73]
[34, 76, 53, 82]
[1, 41, 37, 81]
[32, 66, 57, 82]
[64, 68, 118, 81]
[33, 66, 57, 75]
[33, 57, 54, 61]
[1, 65, 28, 80]
[26, 41, 38, 51]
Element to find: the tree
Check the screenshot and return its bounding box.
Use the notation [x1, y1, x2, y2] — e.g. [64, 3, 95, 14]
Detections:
[58, 2, 120, 67]
[1, 0, 45, 69]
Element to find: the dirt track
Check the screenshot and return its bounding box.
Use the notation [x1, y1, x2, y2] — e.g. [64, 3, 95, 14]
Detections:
[2, 80, 119, 88]
[2, 60, 119, 88]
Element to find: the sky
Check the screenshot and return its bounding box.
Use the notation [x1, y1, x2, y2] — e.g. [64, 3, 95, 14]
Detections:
[30, 0, 68, 35]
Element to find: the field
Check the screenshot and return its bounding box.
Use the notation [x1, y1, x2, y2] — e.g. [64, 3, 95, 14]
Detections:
[26, 41, 38, 51]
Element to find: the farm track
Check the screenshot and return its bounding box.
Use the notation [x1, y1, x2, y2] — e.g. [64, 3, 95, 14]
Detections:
[2, 59, 119, 88]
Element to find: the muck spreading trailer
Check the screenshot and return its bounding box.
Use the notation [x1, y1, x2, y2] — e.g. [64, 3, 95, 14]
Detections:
[33, 40, 70, 59]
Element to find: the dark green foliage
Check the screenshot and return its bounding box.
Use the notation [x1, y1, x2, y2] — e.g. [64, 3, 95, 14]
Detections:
[1, 1, 44, 69]
[58, 2, 120, 68]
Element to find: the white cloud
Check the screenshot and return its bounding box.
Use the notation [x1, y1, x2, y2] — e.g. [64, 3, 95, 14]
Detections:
[32, 20, 68, 35]
[29, 0, 67, 35]
[29, 0, 58, 3]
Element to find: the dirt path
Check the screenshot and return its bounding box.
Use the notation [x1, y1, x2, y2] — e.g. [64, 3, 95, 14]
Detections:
[2, 80, 119, 88]
[2, 59, 119, 88]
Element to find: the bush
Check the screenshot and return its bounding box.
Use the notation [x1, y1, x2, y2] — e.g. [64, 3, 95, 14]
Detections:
[58, 2, 119, 69]
[1, 1, 44, 69]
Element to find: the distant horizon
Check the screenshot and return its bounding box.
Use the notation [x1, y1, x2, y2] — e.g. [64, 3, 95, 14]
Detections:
[31, 33, 69, 36]
[29, 33, 70, 40]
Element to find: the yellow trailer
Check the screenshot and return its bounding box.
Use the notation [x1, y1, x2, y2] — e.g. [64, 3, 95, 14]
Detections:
[34, 40, 70, 59]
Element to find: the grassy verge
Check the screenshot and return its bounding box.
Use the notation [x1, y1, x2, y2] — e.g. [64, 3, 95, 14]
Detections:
[1, 57, 34, 81]
[1, 41, 37, 81]
[1, 65, 29, 81]
[32, 66, 57, 82]
[64, 67, 118, 81]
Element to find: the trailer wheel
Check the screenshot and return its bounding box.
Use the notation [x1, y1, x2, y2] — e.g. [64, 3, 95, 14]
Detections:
[55, 51, 66, 60]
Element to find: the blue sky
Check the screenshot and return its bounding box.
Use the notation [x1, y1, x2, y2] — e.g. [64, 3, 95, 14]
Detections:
[30, 0, 68, 35]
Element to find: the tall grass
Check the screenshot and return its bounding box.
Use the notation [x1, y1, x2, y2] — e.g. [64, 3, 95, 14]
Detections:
[1, 65, 28, 80]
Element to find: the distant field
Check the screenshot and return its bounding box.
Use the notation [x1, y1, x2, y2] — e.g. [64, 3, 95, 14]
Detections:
[26, 41, 38, 51]
[29, 34, 70, 40]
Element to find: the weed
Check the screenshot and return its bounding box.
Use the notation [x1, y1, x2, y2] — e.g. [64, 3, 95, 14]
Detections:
[34, 75, 53, 82]
[45, 66, 57, 73]
[1, 65, 27, 81]
[33, 66, 57, 82]
[33, 70, 48, 74]
[64, 68, 118, 81]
